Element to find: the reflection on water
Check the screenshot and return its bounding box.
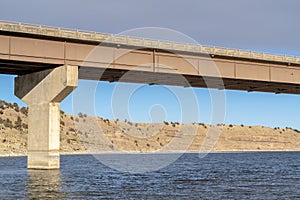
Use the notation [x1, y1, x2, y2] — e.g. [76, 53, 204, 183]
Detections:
[26, 170, 64, 199]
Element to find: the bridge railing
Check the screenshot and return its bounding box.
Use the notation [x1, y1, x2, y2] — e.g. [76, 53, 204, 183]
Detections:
[0, 20, 300, 65]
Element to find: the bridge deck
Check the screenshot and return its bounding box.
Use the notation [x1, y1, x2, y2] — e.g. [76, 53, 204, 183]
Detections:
[0, 21, 300, 94]
[0, 20, 299, 65]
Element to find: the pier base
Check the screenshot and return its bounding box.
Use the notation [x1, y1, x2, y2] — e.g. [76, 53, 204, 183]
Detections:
[15, 65, 78, 169]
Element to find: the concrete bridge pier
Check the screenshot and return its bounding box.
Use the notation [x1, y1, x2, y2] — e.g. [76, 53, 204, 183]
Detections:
[15, 65, 78, 169]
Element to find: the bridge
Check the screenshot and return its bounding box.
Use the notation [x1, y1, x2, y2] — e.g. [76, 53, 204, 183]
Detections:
[1, 21, 300, 169]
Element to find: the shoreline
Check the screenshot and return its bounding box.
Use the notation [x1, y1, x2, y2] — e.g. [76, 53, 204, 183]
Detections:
[1, 150, 300, 158]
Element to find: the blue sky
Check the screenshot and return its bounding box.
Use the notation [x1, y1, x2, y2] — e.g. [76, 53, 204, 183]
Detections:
[1, 0, 300, 129]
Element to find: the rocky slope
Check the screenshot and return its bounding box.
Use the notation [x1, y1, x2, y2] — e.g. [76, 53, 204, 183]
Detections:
[0, 100, 300, 154]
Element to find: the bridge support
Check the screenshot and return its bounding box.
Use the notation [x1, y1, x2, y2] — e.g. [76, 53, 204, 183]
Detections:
[15, 65, 78, 169]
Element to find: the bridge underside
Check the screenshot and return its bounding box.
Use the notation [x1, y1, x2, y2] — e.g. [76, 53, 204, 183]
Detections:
[1, 59, 300, 94]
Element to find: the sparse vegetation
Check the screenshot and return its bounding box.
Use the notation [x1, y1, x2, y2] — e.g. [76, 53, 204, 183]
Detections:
[14, 116, 22, 130]
[293, 129, 300, 134]
[20, 107, 28, 116]
[22, 123, 28, 129]
[78, 112, 84, 118]
[4, 118, 13, 129]
[0, 101, 5, 109]
[60, 121, 65, 126]
[68, 127, 76, 132]
[1, 99, 300, 154]
[13, 103, 19, 112]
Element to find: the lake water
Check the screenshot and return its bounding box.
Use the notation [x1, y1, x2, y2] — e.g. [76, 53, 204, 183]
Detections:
[0, 152, 300, 199]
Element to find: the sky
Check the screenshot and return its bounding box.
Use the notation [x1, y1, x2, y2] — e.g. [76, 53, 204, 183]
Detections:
[0, 0, 300, 129]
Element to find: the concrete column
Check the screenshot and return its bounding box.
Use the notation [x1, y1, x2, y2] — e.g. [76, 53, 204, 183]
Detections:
[15, 65, 78, 169]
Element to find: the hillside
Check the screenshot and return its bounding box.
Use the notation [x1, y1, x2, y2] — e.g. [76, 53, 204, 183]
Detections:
[0, 100, 300, 155]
